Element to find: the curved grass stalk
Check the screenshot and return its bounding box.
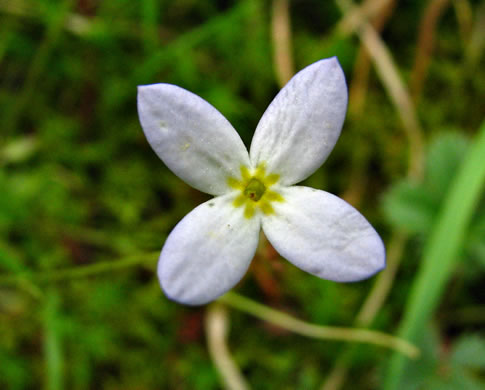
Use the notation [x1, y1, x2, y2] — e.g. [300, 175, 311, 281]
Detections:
[0, 251, 159, 286]
[219, 292, 419, 358]
[337, 0, 393, 35]
[410, 0, 451, 102]
[335, 0, 424, 180]
[206, 304, 251, 390]
[320, 1, 428, 387]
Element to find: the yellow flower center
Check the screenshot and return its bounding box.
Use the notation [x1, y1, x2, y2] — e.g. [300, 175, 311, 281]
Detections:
[227, 164, 284, 219]
[243, 178, 266, 201]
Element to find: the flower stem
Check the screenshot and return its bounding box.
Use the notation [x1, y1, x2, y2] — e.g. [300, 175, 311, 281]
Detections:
[218, 292, 419, 358]
[0, 251, 159, 286]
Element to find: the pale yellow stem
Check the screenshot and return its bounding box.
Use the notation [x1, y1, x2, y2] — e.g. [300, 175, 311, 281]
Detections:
[205, 304, 251, 390]
[271, 0, 294, 88]
[337, 0, 393, 35]
[336, 0, 425, 180]
[219, 292, 419, 358]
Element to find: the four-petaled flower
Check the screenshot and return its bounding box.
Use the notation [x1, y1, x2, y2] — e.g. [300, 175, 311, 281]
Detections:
[137, 57, 385, 305]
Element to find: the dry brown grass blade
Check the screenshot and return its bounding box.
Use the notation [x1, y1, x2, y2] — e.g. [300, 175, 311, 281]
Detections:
[205, 304, 250, 390]
[271, 0, 294, 88]
[342, 0, 397, 207]
[337, 0, 393, 35]
[453, 0, 474, 46]
[411, 0, 451, 103]
[336, 0, 424, 180]
[464, 1, 485, 67]
[348, 0, 397, 116]
[321, 1, 427, 388]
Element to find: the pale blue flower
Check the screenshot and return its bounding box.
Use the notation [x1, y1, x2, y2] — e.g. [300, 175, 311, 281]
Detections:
[137, 57, 385, 305]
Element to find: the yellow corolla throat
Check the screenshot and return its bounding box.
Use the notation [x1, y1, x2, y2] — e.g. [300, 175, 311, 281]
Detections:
[227, 164, 284, 219]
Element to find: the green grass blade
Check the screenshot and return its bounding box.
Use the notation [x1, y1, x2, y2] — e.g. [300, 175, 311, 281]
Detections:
[383, 120, 485, 390]
[44, 291, 63, 390]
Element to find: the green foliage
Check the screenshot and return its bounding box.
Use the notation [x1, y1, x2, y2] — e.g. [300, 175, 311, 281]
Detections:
[383, 131, 485, 269]
[383, 132, 470, 234]
[384, 121, 485, 389]
[425, 132, 470, 197]
[398, 328, 485, 390]
[382, 180, 436, 234]
[452, 335, 485, 369]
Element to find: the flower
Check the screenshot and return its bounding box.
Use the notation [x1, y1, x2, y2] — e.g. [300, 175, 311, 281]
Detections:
[137, 57, 386, 305]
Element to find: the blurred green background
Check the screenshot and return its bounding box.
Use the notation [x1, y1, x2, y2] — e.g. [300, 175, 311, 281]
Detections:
[1, 0, 484, 389]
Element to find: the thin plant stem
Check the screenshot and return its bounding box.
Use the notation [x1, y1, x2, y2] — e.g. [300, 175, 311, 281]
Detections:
[321, 1, 427, 386]
[342, 0, 396, 207]
[320, 231, 408, 390]
[44, 290, 63, 390]
[337, 0, 393, 35]
[205, 304, 251, 390]
[335, 0, 425, 180]
[0, 251, 159, 286]
[453, 0, 473, 47]
[463, 1, 485, 68]
[271, 0, 294, 88]
[219, 292, 419, 358]
[348, 0, 397, 117]
[410, 0, 451, 103]
[355, 231, 407, 324]
[320, 350, 352, 390]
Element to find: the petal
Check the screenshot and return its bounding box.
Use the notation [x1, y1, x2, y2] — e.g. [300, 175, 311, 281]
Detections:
[158, 194, 261, 305]
[249, 57, 348, 185]
[262, 186, 385, 282]
[138, 84, 250, 195]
